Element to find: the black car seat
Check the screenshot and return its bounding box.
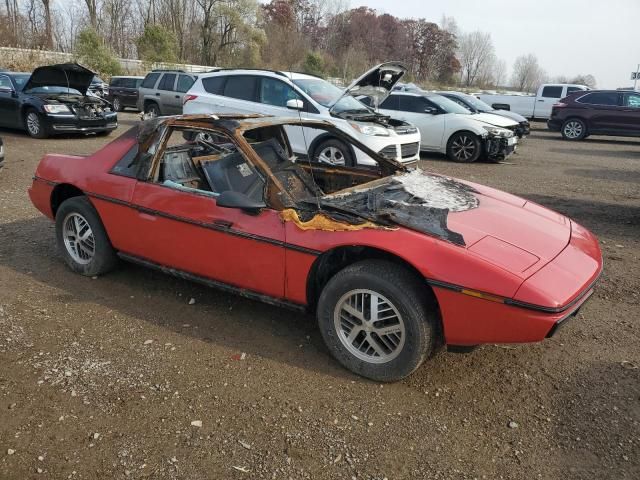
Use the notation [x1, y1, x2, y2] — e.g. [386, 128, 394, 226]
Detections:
[202, 152, 264, 202]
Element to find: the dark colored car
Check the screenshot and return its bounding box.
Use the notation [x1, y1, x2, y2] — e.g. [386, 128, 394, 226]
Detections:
[88, 76, 108, 97]
[0, 63, 117, 139]
[106, 76, 144, 111]
[438, 91, 531, 138]
[548, 90, 640, 140]
[137, 69, 198, 116]
[0, 136, 4, 169]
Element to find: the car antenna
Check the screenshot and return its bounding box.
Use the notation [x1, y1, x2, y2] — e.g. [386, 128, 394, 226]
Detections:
[287, 68, 322, 212]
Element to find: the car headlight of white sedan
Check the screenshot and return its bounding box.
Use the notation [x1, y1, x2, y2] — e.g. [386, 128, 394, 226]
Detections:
[482, 125, 513, 138]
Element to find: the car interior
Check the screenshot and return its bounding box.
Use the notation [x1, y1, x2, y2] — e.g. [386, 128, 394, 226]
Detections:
[152, 125, 388, 206]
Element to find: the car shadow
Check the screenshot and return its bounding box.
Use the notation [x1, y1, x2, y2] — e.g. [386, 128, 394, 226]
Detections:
[549, 361, 640, 478]
[565, 168, 640, 183]
[546, 136, 640, 147]
[516, 194, 640, 239]
[0, 216, 358, 381]
[551, 148, 640, 160]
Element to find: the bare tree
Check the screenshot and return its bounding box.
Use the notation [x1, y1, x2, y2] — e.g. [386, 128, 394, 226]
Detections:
[493, 58, 507, 88]
[511, 53, 546, 92]
[440, 14, 458, 37]
[84, 0, 99, 28]
[571, 74, 596, 88]
[41, 0, 53, 48]
[458, 31, 494, 87]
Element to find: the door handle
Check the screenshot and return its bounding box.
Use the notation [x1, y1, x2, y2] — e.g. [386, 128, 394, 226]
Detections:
[175, 95, 180, 99]
[537, 99, 544, 102]
[155, 93, 160, 96]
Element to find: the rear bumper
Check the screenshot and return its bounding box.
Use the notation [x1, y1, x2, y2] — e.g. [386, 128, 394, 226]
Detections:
[547, 119, 563, 131]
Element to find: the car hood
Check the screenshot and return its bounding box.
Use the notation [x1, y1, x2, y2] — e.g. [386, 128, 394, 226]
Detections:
[319, 170, 570, 275]
[23, 63, 95, 95]
[332, 61, 407, 112]
[470, 112, 519, 128]
[488, 109, 527, 123]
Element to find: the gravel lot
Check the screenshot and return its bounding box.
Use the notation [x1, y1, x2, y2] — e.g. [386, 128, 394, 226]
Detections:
[0, 114, 638, 479]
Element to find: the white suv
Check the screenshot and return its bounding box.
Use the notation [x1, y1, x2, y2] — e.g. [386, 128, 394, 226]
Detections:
[183, 63, 421, 167]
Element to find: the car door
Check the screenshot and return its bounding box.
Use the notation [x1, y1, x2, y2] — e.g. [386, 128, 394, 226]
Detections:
[0, 74, 20, 127]
[128, 126, 286, 299]
[157, 73, 181, 115]
[620, 92, 640, 133]
[535, 85, 564, 118]
[578, 92, 622, 132]
[382, 95, 445, 150]
[256, 76, 310, 153]
[121, 78, 140, 107]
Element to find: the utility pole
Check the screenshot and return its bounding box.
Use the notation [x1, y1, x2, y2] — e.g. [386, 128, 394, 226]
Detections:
[635, 64, 640, 91]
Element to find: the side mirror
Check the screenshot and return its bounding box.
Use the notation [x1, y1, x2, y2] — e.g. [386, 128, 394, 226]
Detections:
[424, 107, 438, 114]
[216, 190, 265, 214]
[0, 86, 15, 96]
[286, 99, 304, 110]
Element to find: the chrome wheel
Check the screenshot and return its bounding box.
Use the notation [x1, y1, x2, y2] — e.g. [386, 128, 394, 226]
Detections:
[334, 289, 406, 364]
[62, 213, 95, 265]
[451, 134, 477, 161]
[563, 121, 583, 139]
[318, 146, 345, 165]
[112, 97, 121, 111]
[26, 112, 41, 136]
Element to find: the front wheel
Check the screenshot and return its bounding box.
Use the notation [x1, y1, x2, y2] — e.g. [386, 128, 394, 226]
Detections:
[144, 102, 160, 118]
[24, 109, 48, 139]
[55, 196, 118, 276]
[313, 139, 355, 167]
[561, 118, 587, 140]
[317, 260, 440, 382]
[446, 132, 481, 163]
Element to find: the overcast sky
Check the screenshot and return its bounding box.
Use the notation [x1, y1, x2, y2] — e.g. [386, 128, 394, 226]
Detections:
[355, 0, 640, 89]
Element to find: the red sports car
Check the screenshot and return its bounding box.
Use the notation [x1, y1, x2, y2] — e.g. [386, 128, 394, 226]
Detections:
[28, 114, 603, 381]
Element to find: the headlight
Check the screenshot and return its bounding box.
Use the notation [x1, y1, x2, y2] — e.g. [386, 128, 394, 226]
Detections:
[349, 122, 390, 137]
[43, 104, 72, 114]
[482, 125, 512, 138]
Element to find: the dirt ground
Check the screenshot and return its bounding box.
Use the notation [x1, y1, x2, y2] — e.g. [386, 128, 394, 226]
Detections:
[0, 114, 638, 480]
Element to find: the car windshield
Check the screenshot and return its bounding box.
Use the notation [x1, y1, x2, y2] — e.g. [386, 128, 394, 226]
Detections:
[462, 94, 493, 111]
[93, 76, 104, 84]
[293, 78, 369, 114]
[428, 95, 471, 114]
[10, 74, 30, 91]
[24, 86, 83, 95]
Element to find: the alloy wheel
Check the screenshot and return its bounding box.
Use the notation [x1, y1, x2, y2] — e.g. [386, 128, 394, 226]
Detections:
[563, 121, 583, 139]
[62, 213, 96, 265]
[318, 146, 345, 165]
[451, 135, 476, 161]
[26, 112, 41, 136]
[333, 289, 406, 364]
[112, 97, 121, 111]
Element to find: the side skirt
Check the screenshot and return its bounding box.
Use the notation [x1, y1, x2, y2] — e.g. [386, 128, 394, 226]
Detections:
[117, 252, 308, 313]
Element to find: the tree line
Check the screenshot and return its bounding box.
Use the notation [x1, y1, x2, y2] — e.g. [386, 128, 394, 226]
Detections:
[0, 0, 596, 91]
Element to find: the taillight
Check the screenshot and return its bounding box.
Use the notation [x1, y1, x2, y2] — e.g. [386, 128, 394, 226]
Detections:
[183, 94, 198, 105]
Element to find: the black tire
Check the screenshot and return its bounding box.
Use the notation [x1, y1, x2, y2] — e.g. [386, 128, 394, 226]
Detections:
[55, 196, 118, 277]
[561, 118, 587, 140]
[24, 109, 48, 139]
[144, 102, 161, 117]
[112, 96, 123, 112]
[317, 260, 440, 382]
[446, 131, 482, 163]
[313, 138, 355, 167]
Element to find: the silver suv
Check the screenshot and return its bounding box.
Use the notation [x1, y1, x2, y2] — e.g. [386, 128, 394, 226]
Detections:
[137, 70, 197, 116]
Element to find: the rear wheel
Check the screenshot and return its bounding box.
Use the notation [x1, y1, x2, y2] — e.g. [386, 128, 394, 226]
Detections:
[55, 196, 118, 276]
[144, 102, 160, 117]
[446, 132, 481, 162]
[112, 96, 123, 112]
[313, 139, 355, 167]
[561, 118, 587, 140]
[317, 260, 440, 382]
[24, 109, 48, 139]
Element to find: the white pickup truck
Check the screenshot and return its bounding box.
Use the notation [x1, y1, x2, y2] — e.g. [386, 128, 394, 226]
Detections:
[476, 84, 589, 120]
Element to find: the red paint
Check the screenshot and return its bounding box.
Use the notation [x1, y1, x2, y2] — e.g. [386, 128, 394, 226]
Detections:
[29, 125, 604, 346]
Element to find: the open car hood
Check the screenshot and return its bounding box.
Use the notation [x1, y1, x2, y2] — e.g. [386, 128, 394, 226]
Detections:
[330, 62, 407, 112]
[23, 63, 95, 95]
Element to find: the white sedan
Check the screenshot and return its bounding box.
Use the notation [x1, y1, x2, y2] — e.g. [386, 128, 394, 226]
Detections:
[373, 92, 518, 163]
